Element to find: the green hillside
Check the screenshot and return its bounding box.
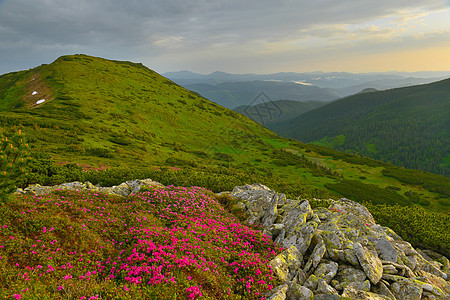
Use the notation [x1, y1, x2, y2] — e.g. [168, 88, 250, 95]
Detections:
[1, 54, 449, 255]
[271, 79, 450, 176]
[234, 99, 324, 125]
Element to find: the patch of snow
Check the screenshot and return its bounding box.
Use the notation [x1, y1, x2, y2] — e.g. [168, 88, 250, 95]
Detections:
[36, 99, 45, 105]
[32, 91, 38, 95]
[292, 81, 313, 86]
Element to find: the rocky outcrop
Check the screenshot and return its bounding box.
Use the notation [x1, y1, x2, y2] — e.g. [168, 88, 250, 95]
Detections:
[230, 183, 450, 300]
[16, 179, 164, 197]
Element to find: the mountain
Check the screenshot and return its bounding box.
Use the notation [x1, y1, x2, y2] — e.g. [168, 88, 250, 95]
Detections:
[1, 54, 449, 214]
[183, 81, 340, 109]
[271, 78, 450, 176]
[234, 99, 324, 125]
[1, 55, 450, 298]
[164, 70, 448, 108]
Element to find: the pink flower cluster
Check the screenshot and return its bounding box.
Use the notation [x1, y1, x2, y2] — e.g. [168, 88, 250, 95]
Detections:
[0, 186, 281, 299]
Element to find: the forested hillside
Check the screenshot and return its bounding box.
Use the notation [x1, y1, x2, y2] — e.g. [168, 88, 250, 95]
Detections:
[271, 78, 450, 176]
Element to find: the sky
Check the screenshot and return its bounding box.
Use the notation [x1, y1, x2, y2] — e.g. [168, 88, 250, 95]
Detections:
[1, 0, 450, 75]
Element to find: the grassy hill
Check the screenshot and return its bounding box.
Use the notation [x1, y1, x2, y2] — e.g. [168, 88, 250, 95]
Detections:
[271, 79, 450, 176]
[0, 54, 449, 259]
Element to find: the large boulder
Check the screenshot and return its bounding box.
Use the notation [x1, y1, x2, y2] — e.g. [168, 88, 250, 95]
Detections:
[268, 246, 303, 282]
[354, 242, 383, 285]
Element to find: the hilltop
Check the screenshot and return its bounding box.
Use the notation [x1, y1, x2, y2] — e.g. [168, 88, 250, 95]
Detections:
[271, 78, 450, 176]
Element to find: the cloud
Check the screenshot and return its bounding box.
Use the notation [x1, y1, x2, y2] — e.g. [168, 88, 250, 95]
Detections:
[0, 0, 449, 73]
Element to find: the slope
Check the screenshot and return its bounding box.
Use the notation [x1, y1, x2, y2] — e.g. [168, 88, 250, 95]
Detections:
[271, 78, 450, 176]
[234, 99, 324, 125]
[0, 54, 449, 215]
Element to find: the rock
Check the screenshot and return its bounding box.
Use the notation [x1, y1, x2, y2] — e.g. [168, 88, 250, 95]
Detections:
[342, 285, 392, 299]
[312, 295, 340, 300]
[373, 238, 397, 262]
[231, 184, 284, 225]
[335, 264, 367, 284]
[304, 235, 326, 272]
[286, 284, 313, 300]
[313, 261, 339, 284]
[270, 223, 285, 241]
[282, 221, 318, 255]
[232, 183, 271, 193]
[334, 280, 371, 292]
[330, 198, 376, 226]
[268, 245, 303, 282]
[261, 193, 280, 228]
[316, 279, 338, 295]
[294, 268, 308, 286]
[354, 242, 383, 285]
[390, 279, 423, 300]
[267, 283, 289, 300]
[421, 261, 448, 280]
[304, 274, 319, 291]
[382, 264, 398, 275]
[281, 200, 313, 235]
[374, 281, 396, 300]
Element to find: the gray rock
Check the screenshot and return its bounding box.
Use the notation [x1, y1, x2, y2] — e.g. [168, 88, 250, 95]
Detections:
[304, 235, 326, 272]
[286, 284, 313, 300]
[335, 264, 367, 283]
[281, 200, 313, 234]
[283, 221, 318, 255]
[267, 283, 289, 300]
[421, 261, 448, 280]
[316, 279, 338, 295]
[373, 238, 397, 262]
[354, 242, 383, 285]
[330, 198, 376, 226]
[268, 245, 303, 282]
[335, 280, 371, 292]
[342, 285, 392, 299]
[303, 274, 319, 291]
[390, 279, 423, 300]
[314, 261, 339, 284]
[312, 295, 340, 300]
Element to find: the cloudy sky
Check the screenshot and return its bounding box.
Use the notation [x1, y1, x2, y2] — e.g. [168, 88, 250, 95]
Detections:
[1, 0, 450, 75]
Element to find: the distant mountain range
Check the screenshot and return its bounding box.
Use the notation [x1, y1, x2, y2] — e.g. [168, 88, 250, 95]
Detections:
[270, 78, 450, 176]
[234, 99, 324, 125]
[164, 70, 450, 109]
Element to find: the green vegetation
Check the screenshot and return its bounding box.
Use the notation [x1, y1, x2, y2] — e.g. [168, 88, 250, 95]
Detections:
[234, 99, 324, 125]
[325, 179, 410, 206]
[0, 54, 449, 262]
[272, 78, 450, 176]
[366, 203, 450, 256]
[0, 130, 31, 201]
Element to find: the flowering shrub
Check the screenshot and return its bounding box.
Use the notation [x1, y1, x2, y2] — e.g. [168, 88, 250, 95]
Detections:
[0, 186, 281, 299]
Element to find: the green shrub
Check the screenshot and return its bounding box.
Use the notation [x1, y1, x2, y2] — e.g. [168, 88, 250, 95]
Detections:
[0, 130, 31, 201]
